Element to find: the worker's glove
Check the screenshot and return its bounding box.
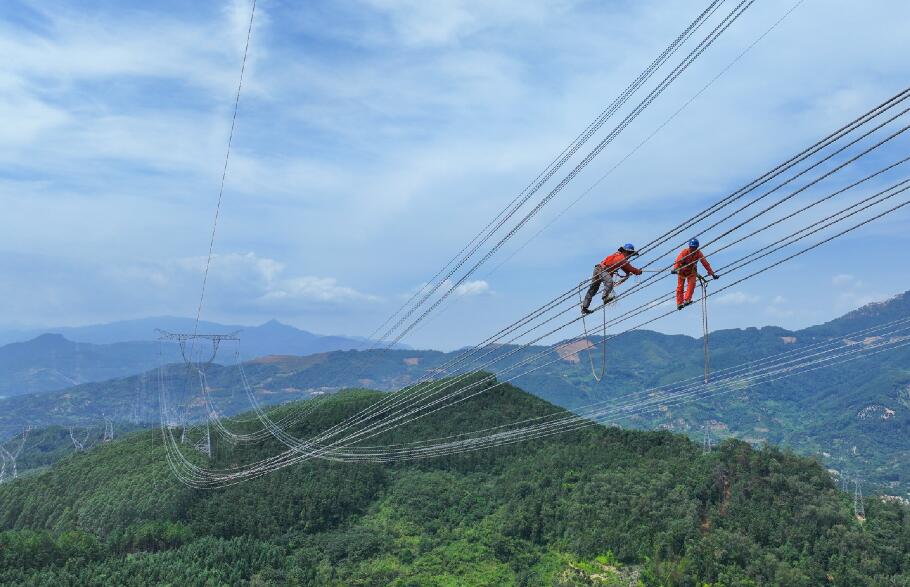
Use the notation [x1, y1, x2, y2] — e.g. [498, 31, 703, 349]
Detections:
[670, 269, 678, 275]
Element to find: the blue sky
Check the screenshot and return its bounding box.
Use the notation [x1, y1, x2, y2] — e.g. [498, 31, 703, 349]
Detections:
[1, 0, 909, 350]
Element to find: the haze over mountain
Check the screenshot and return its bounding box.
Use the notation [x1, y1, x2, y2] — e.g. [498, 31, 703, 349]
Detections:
[0, 318, 409, 398]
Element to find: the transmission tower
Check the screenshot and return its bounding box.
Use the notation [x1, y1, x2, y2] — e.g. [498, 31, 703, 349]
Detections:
[0, 446, 13, 481]
[0, 427, 30, 480]
[853, 479, 866, 520]
[131, 373, 143, 425]
[68, 426, 90, 451]
[702, 427, 713, 454]
[156, 329, 240, 368]
[103, 417, 114, 442]
[157, 329, 240, 441]
[0, 450, 7, 485]
[193, 420, 212, 458]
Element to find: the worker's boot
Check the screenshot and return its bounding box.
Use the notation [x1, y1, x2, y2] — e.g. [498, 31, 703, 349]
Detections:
[581, 307, 595, 316]
[603, 295, 615, 305]
[677, 303, 684, 310]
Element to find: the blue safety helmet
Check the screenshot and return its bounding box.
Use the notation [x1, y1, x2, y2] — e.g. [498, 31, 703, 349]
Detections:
[620, 243, 638, 256]
[688, 238, 699, 249]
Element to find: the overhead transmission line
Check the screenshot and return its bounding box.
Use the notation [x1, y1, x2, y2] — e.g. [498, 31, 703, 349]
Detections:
[296, 103, 910, 451]
[322, 183, 910, 453]
[170, 165, 910, 471]
[363, 0, 726, 345]
[189, 0, 257, 359]
[336, 316, 910, 461]
[180, 0, 778, 444]
[412, 0, 805, 336]
[290, 90, 908, 450]
[158, 1, 909, 485]
[375, 0, 757, 348]
[160, 315, 910, 486]
[349, 313, 910, 455]
[169, 0, 741, 447]
[176, 0, 759, 444]
[182, 90, 910, 468]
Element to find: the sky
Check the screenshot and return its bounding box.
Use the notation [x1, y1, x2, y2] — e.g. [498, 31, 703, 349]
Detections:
[1, 0, 909, 351]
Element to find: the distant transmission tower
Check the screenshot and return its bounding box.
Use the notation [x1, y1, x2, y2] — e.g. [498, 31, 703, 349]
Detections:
[0, 427, 30, 480]
[131, 373, 142, 425]
[179, 408, 190, 444]
[702, 427, 713, 454]
[68, 426, 89, 451]
[853, 479, 866, 520]
[193, 420, 212, 458]
[0, 450, 7, 484]
[103, 417, 114, 443]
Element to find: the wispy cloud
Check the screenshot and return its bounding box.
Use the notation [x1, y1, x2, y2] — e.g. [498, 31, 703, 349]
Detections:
[454, 279, 491, 296]
[177, 252, 379, 306]
[716, 291, 761, 306]
[1, 0, 909, 348]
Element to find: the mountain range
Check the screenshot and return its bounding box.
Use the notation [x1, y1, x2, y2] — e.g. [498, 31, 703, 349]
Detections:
[0, 318, 408, 398]
[2, 291, 908, 495]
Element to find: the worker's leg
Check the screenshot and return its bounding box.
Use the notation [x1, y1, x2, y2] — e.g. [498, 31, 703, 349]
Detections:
[684, 274, 697, 303]
[676, 274, 686, 306]
[581, 265, 602, 310]
[601, 279, 615, 304]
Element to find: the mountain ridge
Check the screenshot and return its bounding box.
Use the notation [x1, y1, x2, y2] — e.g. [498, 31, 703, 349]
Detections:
[2, 291, 908, 494]
[0, 317, 410, 398]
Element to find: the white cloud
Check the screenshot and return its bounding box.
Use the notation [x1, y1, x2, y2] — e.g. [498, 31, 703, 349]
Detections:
[1, 0, 909, 348]
[176, 251, 378, 306]
[454, 280, 491, 296]
[353, 0, 559, 48]
[258, 276, 377, 304]
[716, 292, 761, 306]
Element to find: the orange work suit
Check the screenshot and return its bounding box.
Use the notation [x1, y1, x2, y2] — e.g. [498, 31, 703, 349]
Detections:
[581, 252, 642, 311]
[674, 247, 715, 306]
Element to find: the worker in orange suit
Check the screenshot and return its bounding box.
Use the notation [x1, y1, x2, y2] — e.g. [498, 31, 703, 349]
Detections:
[581, 243, 642, 315]
[673, 238, 718, 310]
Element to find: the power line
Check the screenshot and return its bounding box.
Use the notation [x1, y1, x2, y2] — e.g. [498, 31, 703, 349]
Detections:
[368, 0, 729, 347]
[190, 0, 257, 358]
[168, 176, 910, 476]
[160, 320, 910, 485]
[382, 0, 758, 347]
[237, 108, 910, 464]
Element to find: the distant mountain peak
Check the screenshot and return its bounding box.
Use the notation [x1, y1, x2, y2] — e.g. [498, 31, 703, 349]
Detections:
[257, 319, 302, 332]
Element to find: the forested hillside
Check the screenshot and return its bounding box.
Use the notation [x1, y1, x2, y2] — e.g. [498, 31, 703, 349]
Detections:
[3, 292, 909, 496]
[0, 378, 907, 586]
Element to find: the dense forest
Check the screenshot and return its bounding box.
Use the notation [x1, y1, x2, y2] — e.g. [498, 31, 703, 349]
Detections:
[0, 376, 908, 585]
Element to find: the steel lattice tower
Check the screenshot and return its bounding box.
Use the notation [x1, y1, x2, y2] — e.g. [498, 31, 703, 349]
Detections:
[854, 479, 866, 520]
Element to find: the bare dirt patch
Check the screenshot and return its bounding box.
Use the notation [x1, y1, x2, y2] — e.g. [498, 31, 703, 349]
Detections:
[556, 339, 593, 364]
